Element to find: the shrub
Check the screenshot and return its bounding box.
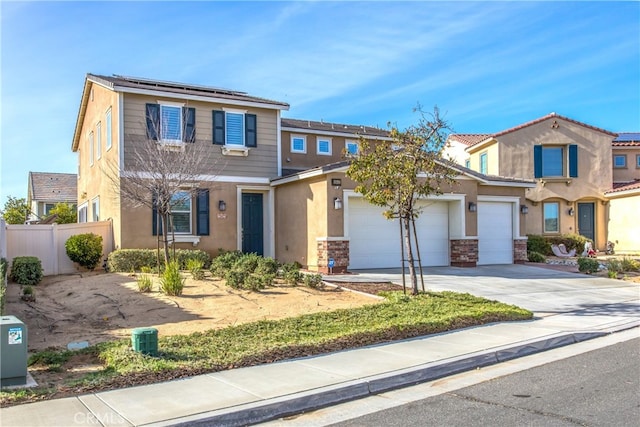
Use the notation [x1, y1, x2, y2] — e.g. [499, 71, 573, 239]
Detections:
[107, 249, 211, 272]
[281, 262, 302, 285]
[607, 258, 623, 274]
[210, 250, 243, 278]
[173, 249, 212, 270]
[22, 285, 34, 295]
[527, 235, 551, 256]
[65, 233, 103, 270]
[303, 273, 324, 289]
[607, 270, 618, 279]
[136, 268, 153, 293]
[547, 233, 590, 255]
[256, 257, 279, 276]
[244, 273, 269, 291]
[10, 256, 43, 285]
[577, 257, 599, 274]
[186, 258, 205, 280]
[159, 261, 185, 296]
[620, 257, 640, 272]
[224, 269, 248, 289]
[527, 251, 546, 263]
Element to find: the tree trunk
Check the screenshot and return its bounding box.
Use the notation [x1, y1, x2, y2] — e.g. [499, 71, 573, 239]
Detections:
[161, 212, 170, 266]
[403, 215, 418, 294]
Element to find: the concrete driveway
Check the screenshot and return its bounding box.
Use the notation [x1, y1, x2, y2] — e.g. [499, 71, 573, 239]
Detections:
[325, 264, 640, 319]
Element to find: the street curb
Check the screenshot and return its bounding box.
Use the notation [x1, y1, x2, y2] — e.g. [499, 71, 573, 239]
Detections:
[152, 324, 637, 427]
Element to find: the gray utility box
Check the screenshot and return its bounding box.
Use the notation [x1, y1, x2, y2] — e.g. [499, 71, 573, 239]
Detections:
[0, 315, 28, 386]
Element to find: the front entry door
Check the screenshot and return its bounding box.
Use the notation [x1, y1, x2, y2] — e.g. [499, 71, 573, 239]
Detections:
[577, 202, 595, 242]
[242, 193, 263, 256]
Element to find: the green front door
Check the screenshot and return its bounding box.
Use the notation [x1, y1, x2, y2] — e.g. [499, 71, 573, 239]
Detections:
[242, 193, 263, 256]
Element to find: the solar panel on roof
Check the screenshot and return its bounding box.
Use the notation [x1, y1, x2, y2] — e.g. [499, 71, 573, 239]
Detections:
[614, 132, 640, 142]
[113, 75, 247, 96]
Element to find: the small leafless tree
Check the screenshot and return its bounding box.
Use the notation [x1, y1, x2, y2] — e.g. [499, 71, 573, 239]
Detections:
[104, 108, 224, 266]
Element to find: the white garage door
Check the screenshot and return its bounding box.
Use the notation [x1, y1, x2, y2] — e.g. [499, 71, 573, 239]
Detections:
[348, 197, 449, 269]
[478, 202, 513, 265]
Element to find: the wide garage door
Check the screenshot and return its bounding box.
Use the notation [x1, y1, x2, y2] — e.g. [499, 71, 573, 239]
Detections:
[348, 197, 449, 269]
[478, 201, 513, 265]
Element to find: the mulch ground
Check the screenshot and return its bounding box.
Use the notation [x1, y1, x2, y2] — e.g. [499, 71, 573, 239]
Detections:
[326, 281, 402, 295]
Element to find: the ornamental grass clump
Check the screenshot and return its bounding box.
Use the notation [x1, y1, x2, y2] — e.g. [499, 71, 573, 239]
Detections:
[159, 261, 185, 296]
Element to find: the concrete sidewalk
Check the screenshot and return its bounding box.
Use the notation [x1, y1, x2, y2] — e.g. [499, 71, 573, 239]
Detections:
[2, 265, 639, 427]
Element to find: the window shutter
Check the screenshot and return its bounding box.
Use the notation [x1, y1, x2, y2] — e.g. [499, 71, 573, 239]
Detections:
[152, 193, 163, 236]
[183, 107, 196, 143]
[533, 145, 542, 178]
[146, 104, 160, 141]
[196, 189, 210, 236]
[213, 110, 225, 145]
[568, 144, 578, 178]
[245, 114, 257, 147]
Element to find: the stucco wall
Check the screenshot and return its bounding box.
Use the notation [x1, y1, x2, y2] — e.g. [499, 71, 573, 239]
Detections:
[607, 193, 640, 253]
[468, 141, 499, 175]
[612, 148, 640, 183]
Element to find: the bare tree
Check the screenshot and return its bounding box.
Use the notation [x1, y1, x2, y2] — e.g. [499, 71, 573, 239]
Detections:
[104, 107, 224, 265]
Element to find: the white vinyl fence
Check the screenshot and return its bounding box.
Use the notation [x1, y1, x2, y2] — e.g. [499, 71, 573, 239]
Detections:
[2, 220, 113, 276]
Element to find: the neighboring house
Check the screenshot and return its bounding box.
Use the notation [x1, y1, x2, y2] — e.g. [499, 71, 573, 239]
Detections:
[445, 113, 639, 252]
[27, 172, 77, 223]
[72, 74, 289, 256]
[280, 118, 391, 176]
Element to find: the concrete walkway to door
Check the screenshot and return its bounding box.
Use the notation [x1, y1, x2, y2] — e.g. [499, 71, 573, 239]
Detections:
[324, 264, 640, 318]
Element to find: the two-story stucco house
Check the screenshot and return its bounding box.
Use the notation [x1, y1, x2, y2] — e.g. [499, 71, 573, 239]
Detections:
[445, 113, 639, 252]
[72, 74, 289, 257]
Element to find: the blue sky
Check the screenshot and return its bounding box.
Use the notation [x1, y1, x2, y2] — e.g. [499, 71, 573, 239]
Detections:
[1, 1, 639, 203]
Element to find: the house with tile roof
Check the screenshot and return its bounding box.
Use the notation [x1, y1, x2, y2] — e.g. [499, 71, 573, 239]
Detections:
[27, 172, 77, 223]
[444, 114, 639, 253]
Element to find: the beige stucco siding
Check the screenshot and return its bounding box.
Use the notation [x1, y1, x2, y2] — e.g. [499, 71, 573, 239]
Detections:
[612, 147, 640, 183]
[281, 130, 364, 172]
[607, 192, 640, 253]
[122, 94, 279, 179]
[468, 142, 499, 175]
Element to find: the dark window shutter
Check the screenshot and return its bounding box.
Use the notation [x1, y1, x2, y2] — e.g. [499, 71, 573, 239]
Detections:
[213, 110, 225, 145]
[196, 189, 210, 236]
[146, 104, 160, 141]
[183, 107, 196, 143]
[569, 144, 578, 178]
[152, 193, 163, 235]
[245, 114, 257, 147]
[533, 145, 542, 178]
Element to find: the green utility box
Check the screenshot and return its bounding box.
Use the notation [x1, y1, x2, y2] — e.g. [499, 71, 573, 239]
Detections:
[1, 315, 28, 386]
[131, 327, 158, 356]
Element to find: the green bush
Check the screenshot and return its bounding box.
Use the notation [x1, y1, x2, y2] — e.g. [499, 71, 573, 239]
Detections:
[65, 233, 103, 270]
[107, 249, 211, 272]
[607, 270, 618, 279]
[547, 233, 590, 255]
[256, 257, 279, 276]
[159, 261, 185, 296]
[577, 257, 600, 274]
[527, 251, 546, 263]
[224, 269, 248, 289]
[620, 257, 640, 272]
[281, 262, 302, 285]
[607, 258, 623, 274]
[527, 235, 551, 256]
[210, 250, 243, 278]
[0, 258, 7, 315]
[303, 273, 324, 289]
[136, 270, 153, 293]
[10, 256, 43, 285]
[186, 258, 205, 280]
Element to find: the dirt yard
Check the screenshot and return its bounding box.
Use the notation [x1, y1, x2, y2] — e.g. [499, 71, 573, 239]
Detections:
[4, 272, 382, 353]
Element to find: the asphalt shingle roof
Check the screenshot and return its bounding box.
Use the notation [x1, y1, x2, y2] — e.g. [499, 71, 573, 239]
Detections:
[281, 118, 390, 138]
[29, 172, 77, 202]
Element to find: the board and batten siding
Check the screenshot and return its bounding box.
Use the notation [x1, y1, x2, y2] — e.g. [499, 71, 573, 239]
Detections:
[121, 93, 279, 178]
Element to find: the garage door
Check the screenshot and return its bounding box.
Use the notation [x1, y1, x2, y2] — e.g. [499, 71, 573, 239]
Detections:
[478, 202, 513, 265]
[348, 197, 449, 269]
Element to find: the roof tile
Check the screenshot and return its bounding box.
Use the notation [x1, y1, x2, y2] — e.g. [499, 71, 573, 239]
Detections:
[29, 172, 77, 202]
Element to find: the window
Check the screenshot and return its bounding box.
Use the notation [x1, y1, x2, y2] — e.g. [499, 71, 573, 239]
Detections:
[534, 145, 578, 178]
[291, 135, 306, 153]
[169, 191, 191, 233]
[146, 103, 196, 143]
[106, 108, 112, 150]
[465, 159, 471, 169]
[637, 154, 640, 168]
[78, 204, 88, 223]
[480, 152, 488, 174]
[345, 140, 358, 156]
[44, 203, 55, 216]
[89, 131, 94, 166]
[212, 110, 257, 147]
[317, 137, 332, 155]
[152, 189, 210, 236]
[91, 197, 100, 222]
[96, 122, 102, 159]
[543, 202, 559, 233]
[614, 155, 627, 168]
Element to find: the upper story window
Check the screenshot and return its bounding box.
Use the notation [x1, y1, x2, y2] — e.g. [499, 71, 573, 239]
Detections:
[479, 152, 488, 174]
[146, 103, 196, 144]
[291, 135, 306, 153]
[89, 131, 94, 166]
[213, 110, 257, 148]
[317, 137, 332, 155]
[91, 197, 100, 222]
[96, 121, 102, 159]
[543, 202, 559, 233]
[614, 154, 627, 168]
[106, 107, 112, 150]
[637, 154, 640, 168]
[534, 145, 578, 178]
[345, 140, 358, 156]
[465, 159, 471, 169]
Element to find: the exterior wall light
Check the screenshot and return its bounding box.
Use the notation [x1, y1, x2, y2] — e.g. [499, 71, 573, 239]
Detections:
[568, 207, 574, 216]
[468, 202, 477, 212]
[520, 205, 529, 214]
[218, 200, 226, 212]
[334, 197, 343, 210]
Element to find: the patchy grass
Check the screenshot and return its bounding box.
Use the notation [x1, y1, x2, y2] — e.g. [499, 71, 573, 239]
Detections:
[1, 291, 532, 406]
